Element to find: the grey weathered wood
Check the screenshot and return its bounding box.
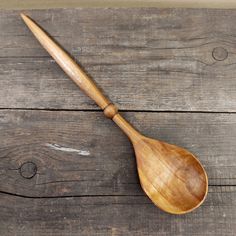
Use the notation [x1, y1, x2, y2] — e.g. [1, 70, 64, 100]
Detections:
[1, 8, 236, 236]
[0, 9, 236, 111]
[0, 110, 235, 197]
[0, 186, 236, 236]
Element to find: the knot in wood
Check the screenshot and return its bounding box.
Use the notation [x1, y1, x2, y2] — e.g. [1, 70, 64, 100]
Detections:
[212, 47, 228, 61]
[103, 103, 118, 119]
[20, 162, 37, 179]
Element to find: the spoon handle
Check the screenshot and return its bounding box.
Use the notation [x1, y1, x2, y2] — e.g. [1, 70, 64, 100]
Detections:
[21, 13, 142, 142]
[21, 13, 118, 117]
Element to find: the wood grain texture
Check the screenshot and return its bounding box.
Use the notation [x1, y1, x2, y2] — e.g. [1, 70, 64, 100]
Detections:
[0, 187, 236, 236]
[0, 9, 236, 111]
[133, 136, 208, 214]
[0, 110, 235, 198]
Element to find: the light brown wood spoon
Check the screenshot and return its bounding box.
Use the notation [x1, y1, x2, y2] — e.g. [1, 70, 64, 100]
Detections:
[21, 13, 208, 214]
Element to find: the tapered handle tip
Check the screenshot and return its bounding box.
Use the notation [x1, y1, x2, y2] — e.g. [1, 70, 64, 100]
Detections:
[20, 13, 32, 27]
[20, 13, 27, 21]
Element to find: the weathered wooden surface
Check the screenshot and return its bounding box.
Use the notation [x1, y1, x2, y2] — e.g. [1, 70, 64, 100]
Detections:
[1, 187, 236, 236]
[0, 110, 235, 235]
[0, 110, 235, 197]
[0, 9, 236, 111]
[0, 8, 236, 236]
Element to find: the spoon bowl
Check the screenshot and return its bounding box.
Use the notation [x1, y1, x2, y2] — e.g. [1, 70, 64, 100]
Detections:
[134, 136, 208, 214]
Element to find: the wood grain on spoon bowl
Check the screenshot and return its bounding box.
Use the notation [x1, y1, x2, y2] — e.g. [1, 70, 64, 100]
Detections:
[20, 13, 208, 214]
[135, 137, 208, 214]
[113, 114, 208, 214]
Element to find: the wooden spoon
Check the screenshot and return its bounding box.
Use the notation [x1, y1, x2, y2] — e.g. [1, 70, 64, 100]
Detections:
[21, 13, 208, 214]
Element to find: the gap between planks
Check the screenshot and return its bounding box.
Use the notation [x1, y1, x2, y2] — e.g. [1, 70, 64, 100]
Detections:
[0, 185, 235, 200]
[0, 107, 235, 114]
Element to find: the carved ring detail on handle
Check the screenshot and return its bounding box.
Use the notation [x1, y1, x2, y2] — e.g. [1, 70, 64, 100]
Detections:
[103, 103, 118, 119]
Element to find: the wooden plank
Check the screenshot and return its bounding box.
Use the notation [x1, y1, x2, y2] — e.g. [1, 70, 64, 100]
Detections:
[0, 186, 236, 236]
[2, 0, 236, 9]
[0, 110, 235, 197]
[0, 9, 236, 111]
